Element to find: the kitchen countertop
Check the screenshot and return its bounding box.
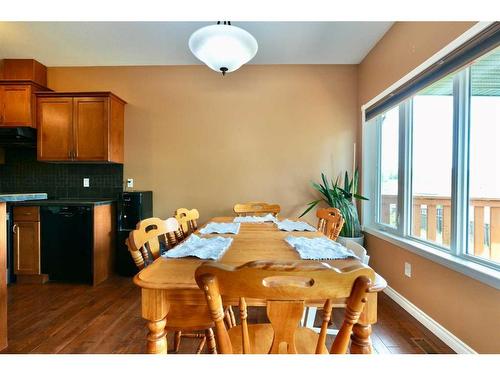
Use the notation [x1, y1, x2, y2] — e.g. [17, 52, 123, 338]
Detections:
[13, 198, 115, 206]
[0, 193, 48, 202]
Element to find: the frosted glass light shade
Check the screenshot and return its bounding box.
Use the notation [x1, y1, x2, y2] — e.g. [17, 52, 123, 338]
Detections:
[189, 24, 258, 74]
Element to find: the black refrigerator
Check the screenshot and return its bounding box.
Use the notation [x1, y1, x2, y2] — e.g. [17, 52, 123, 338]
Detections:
[115, 191, 153, 276]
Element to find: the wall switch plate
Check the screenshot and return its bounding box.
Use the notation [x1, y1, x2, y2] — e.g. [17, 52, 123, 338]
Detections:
[83, 178, 90, 188]
[127, 178, 134, 188]
[404, 262, 412, 278]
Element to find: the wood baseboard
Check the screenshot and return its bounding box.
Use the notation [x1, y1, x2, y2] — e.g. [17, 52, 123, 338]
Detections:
[16, 274, 49, 284]
[384, 286, 477, 354]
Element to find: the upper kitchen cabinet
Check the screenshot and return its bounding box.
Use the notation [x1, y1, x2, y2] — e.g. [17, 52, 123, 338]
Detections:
[0, 59, 50, 127]
[0, 81, 49, 127]
[36, 92, 126, 163]
[0, 59, 48, 86]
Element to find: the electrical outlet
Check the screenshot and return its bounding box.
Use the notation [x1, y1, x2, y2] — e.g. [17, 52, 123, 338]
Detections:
[127, 178, 134, 188]
[404, 262, 412, 278]
[83, 178, 90, 188]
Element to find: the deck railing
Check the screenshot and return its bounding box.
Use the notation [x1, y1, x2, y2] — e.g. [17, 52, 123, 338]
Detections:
[380, 194, 500, 263]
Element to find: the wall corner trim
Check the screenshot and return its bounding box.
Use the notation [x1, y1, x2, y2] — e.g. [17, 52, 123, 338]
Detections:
[383, 286, 477, 354]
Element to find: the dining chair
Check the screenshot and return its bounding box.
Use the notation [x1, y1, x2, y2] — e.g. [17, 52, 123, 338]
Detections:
[174, 208, 200, 240]
[174, 207, 238, 328]
[302, 237, 370, 332]
[233, 202, 281, 217]
[195, 260, 374, 354]
[304, 208, 349, 333]
[126, 217, 217, 354]
[316, 208, 345, 240]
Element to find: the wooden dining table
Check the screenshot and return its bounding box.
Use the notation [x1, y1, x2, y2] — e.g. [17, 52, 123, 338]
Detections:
[133, 217, 387, 354]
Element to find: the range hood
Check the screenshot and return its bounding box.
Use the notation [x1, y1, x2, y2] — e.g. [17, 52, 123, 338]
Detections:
[0, 127, 36, 148]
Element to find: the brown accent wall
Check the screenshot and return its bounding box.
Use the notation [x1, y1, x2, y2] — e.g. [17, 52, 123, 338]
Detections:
[47, 65, 358, 223]
[359, 22, 500, 353]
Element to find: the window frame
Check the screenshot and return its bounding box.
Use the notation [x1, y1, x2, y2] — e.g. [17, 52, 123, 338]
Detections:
[374, 105, 402, 234]
[363, 61, 500, 287]
[405, 75, 457, 254]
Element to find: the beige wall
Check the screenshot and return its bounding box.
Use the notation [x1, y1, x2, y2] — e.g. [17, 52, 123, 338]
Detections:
[366, 235, 500, 353]
[358, 22, 500, 353]
[46, 22, 500, 353]
[358, 21, 476, 105]
[47, 65, 358, 223]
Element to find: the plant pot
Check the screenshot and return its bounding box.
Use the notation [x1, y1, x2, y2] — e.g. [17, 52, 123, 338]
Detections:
[336, 235, 364, 247]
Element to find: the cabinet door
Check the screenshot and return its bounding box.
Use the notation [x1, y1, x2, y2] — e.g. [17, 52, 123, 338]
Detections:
[37, 97, 73, 161]
[74, 97, 109, 161]
[13, 221, 40, 275]
[0, 85, 32, 126]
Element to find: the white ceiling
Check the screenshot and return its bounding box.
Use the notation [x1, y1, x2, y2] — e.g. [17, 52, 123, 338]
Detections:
[0, 22, 393, 66]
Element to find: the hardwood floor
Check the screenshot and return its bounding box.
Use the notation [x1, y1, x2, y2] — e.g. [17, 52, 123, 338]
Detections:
[0, 275, 454, 354]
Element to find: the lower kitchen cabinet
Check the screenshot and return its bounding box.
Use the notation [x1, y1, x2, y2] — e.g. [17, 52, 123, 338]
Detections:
[1, 203, 7, 350]
[92, 204, 115, 286]
[12, 202, 115, 286]
[13, 221, 39, 274]
[12, 206, 48, 283]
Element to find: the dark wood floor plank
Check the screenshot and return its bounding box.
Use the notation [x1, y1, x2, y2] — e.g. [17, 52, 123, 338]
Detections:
[370, 331, 392, 354]
[58, 288, 141, 353]
[30, 282, 134, 353]
[0, 276, 455, 354]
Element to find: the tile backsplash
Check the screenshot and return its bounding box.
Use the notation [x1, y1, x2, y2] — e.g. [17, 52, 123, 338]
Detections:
[0, 148, 123, 199]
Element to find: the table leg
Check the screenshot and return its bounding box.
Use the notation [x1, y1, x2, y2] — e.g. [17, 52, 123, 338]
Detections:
[142, 288, 169, 354]
[350, 323, 372, 354]
[146, 318, 167, 354]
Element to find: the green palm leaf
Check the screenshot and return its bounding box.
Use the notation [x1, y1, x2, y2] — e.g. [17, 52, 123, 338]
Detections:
[301, 170, 368, 237]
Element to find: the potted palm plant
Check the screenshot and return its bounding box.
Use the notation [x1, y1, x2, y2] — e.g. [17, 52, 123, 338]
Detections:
[299, 169, 368, 245]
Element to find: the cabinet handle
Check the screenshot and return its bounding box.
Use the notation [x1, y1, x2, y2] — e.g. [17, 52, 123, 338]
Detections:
[12, 224, 17, 234]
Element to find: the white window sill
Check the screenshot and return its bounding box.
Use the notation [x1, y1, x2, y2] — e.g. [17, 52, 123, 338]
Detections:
[363, 226, 500, 290]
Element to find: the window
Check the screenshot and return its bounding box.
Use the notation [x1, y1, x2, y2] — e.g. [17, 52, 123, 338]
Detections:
[467, 48, 500, 264]
[364, 40, 500, 276]
[410, 74, 455, 249]
[378, 106, 399, 227]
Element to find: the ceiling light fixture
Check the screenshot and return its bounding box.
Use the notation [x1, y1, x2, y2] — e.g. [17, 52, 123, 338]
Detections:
[188, 21, 258, 76]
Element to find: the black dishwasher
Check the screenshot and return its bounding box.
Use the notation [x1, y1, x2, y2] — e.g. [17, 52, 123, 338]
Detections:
[40, 205, 93, 284]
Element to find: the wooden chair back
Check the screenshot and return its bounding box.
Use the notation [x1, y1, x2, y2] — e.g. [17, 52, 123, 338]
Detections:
[316, 208, 345, 240]
[233, 202, 281, 217]
[126, 217, 180, 270]
[195, 260, 374, 354]
[174, 208, 200, 239]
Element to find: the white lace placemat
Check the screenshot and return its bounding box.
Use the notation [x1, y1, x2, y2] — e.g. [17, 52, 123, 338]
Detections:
[233, 213, 277, 223]
[276, 219, 317, 232]
[162, 234, 233, 260]
[285, 236, 359, 260]
[199, 222, 241, 235]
